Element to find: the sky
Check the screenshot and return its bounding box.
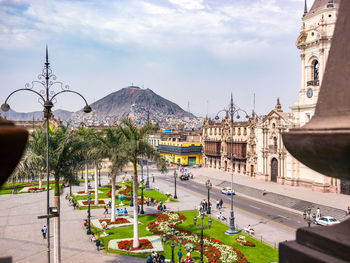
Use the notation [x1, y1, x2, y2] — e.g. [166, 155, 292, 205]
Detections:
[0, 0, 314, 117]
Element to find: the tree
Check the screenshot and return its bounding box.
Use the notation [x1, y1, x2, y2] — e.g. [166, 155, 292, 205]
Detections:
[96, 127, 129, 222]
[119, 118, 166, 248]
[49, 125, 83, 262]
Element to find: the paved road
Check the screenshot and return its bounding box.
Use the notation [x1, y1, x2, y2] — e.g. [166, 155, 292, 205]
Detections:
[161, 177, 305, 230]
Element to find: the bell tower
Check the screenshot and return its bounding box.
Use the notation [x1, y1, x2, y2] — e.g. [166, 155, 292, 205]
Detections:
[292, 0, 340, 126]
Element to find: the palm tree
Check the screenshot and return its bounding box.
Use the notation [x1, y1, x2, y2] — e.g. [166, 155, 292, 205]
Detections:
[27, 127, 46, 188]
[49, 125, 83, 262]
[119, 118, 166, 248]
[76, 127, 96, 193]
[96, 127, 129, 222]
[88, 129, 106, 205]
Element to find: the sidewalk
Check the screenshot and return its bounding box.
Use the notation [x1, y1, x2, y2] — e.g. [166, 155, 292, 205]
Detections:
[190, 168, 350, 220]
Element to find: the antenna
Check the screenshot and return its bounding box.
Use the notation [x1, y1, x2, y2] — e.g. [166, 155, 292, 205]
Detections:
[187, 101, 190, 114]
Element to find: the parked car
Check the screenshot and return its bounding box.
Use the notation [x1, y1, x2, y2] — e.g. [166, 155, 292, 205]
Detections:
[221, 187, 235, 195]
[315, 216, 340, 226]
[180, 174, 190, 181]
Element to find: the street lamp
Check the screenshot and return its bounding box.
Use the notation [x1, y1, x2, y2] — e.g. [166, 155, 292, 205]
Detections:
[205, 179, 212, 214]
[1, 47, 91, 263]
[140, 178, 145, 214]
[193, 211, 212, 263]
[145, 158, 150, 190]
[87, 192, 92, 235]
[162, 226, 183, 263]
[98, 163, 102, 187]
[215, 93, 248, 236]
[173, 170, 178, 199]
[303, 207, 316, 228]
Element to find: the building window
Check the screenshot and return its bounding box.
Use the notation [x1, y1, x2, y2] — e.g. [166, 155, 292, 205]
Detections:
[274, 137, 278, 151]
[313, 60, 319, 81]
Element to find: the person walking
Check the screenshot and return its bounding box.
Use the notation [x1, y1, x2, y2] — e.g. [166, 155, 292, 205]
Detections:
[219, 199, 223, 209]
[316, 207, 321, 219]
[177, 249, 183, 263]
[104, 204, 108, 215]
[41, 225, 47, 239]
[216, 200, 220, 209]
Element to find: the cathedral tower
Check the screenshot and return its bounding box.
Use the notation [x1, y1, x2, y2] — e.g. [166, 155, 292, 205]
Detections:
[292, 0, 340, 126]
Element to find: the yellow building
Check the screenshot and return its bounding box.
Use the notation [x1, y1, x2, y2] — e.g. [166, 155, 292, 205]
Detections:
[158, 141, 203, 166]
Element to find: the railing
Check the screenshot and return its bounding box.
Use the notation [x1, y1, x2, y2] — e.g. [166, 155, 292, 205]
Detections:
[307, 80, 319, 86]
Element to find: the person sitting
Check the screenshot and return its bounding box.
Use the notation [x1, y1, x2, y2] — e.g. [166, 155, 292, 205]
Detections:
[123, 208, 128, 215]
[217, 212, 226, 221]
[163, 204, 167, 211]
[244, 224, 255, 235]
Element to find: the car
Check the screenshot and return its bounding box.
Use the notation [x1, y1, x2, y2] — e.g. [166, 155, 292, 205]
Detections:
[315, 216, 340, 226]
[221, 187, 235, 195]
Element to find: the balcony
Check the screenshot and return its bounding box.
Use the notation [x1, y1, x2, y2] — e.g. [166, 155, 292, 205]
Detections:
[307, 80, 319, 86]
[204, 150, 221, 157]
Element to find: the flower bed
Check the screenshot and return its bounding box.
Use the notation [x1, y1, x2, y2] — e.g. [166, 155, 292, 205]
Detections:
[77, 190, 96, 194]
[118, 239, 153, 251]
[236, 238, 255, 247]
[99, 218, 130, 225]
[82, 200, 105, 205]
[147, 212, 248, 263]
[28, 187, 46, 191]
[108, 236, 163, 254]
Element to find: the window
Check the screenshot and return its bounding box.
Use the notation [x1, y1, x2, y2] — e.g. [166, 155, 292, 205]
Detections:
[313, 60, 319, 81]
[274, 137, 278, 151]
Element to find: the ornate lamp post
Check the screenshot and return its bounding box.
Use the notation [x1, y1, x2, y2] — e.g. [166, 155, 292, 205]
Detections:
[303, 207, 316, 228]
[205, 179, 212, 214]
[193, 211, 212, 263]
[98, 163, 102, 187]
[145, 158, 150, 190]
[140, 178, 145, 214]
[87, 192, 92, 235]
[215, 94, 248, 236]
[173, 170, 178, 199]
[1, 47, 91, 263]
[162, 226, 183, 263]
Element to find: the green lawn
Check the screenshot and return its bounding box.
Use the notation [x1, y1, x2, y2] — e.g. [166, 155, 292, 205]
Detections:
[72, 182, 172, 210]
[90, 210, 278, 263]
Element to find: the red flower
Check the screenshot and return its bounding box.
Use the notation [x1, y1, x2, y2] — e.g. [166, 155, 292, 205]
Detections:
[117, 239, 153, 251]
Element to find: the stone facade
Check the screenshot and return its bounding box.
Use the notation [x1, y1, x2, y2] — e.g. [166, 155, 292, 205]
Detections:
[203, 0, 348, 194]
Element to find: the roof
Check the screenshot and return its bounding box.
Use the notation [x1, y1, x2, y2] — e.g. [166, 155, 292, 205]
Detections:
[309, 0, 341, 14]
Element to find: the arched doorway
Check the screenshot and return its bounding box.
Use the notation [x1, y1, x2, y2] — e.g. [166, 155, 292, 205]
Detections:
[250, 165, 254, 177]
[271, 158, 278, 182]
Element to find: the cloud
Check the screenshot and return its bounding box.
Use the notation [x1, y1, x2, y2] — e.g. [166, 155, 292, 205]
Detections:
[0, 0, 304, 59]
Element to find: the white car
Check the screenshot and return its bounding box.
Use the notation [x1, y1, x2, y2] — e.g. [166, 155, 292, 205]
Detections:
[221, 187, 235, 195]
[315, 216, 340, 226]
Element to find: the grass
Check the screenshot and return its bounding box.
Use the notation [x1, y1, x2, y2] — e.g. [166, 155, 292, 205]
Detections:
[72, 182, 172, 210]
[91, 210, 278, 263]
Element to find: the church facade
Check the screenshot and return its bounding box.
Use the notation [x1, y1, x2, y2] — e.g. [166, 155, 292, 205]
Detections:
[202, 0, 349, 194]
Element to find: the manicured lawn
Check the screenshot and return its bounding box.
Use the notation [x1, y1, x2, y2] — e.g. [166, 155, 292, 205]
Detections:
[90, 210, 278, 263]
[0, 180, 67, 195]
[178, 211, 279, 263]
[72, 182, 172, 210]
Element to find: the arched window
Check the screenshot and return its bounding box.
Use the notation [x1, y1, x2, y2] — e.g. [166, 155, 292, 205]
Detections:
[313, 60, 319, 81]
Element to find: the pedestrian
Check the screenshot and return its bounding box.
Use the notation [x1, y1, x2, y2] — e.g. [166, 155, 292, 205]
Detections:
[41, 225, 47, 239]
[316, 207, 321, 218]
[152, 174, 155, 183]
[84, 220, 87, 228]
[104, 205, 108, 215]
[347, 206, 350, 215]
[108, 200, 111, 208]
[216, 200, 220, 209]
[178, 249, 183, 263]
[219, 199, 223, 209]
[146, 255, 153, 263]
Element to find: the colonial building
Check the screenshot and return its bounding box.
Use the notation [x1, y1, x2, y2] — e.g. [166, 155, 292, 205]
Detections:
[158, 141, 203, 166]
[203, 0, 349, 194]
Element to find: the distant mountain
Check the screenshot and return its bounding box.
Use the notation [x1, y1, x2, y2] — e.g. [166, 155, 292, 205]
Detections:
[1, 109, 73, 122]
[86, 86, 195, 119]
[1, 86, 195, 124]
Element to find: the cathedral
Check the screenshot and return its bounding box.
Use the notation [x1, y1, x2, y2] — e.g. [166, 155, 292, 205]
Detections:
[202, 0, 350, 194]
